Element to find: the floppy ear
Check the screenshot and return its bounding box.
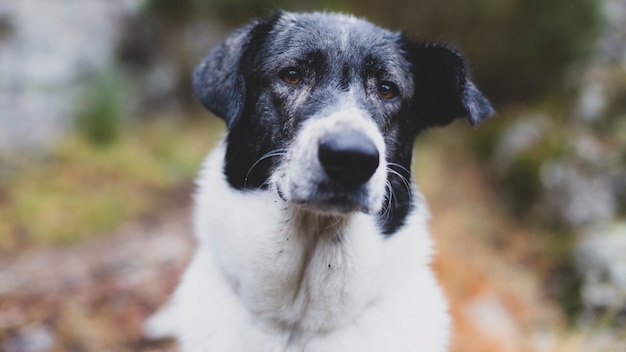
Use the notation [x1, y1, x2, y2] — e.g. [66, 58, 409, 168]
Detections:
[193, 13, 280, 128]
[403, 40, 494, 128]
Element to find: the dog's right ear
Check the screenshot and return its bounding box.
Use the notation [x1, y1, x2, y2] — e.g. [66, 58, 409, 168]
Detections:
[401, 38, 494, 129]
[193, 13, 281, 128]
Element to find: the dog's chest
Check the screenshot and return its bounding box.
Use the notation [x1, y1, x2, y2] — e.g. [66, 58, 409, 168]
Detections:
[223, 210, 385, 331]
[193, 148, 388, 331]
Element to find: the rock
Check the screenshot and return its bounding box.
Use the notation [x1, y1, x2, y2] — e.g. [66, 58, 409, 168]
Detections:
[2, 325, 54, 352]
[540, 161, 616, 227]
[576, 222, 626, 315]
[0, 0, 141, 153]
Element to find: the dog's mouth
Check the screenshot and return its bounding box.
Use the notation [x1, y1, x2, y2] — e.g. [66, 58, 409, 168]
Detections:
[292, 193, 370, 214]
[276, 182, 376, 215]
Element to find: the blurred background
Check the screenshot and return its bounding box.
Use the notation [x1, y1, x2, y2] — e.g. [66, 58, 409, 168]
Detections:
[0, 0, 625, 351]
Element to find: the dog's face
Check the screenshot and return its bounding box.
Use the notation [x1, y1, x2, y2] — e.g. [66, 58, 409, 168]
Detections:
[194, 12, 493, 234]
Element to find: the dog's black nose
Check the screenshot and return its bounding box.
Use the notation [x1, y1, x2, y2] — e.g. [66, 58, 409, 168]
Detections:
[318, 131, 380, 185]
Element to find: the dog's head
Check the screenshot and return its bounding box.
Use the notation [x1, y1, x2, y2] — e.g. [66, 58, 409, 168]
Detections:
[194, 11, 493, 234]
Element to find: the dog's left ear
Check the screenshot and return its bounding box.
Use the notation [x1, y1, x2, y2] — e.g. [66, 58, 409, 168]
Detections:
[193, 12, 281, 128]
[403, 38, 494, 128]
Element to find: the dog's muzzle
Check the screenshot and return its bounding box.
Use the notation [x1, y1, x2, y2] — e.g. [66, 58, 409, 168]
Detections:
[318, 130, 380, 186]
[275, 107, 387, 215]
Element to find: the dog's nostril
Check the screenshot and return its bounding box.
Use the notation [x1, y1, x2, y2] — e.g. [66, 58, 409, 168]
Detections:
[318, 131, 380, 185]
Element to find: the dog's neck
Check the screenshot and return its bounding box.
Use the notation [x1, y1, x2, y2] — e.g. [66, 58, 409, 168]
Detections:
[233, 202, 385, 334]
[241, 206, 366, 331]
[287, 207, 351, 241]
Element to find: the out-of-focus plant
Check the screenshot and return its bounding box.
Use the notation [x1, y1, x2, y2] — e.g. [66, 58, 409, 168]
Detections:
[75, 71, 128, 146]
[340, 0, 603, 106]
[143, 0, 289, 24]
[142, 0, 341, 24]
[0, 118, 222, 250]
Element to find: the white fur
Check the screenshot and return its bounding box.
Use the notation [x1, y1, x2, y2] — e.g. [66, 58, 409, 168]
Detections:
[173, 136, 450, 350]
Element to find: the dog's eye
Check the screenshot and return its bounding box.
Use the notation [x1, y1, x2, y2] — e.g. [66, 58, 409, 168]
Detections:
[377, 81, 399, 100]
[279, 67, 302, 85]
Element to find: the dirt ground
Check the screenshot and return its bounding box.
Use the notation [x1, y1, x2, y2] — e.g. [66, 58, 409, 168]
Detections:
[0, 152, 565, 352]
[0, 203, 194, 352]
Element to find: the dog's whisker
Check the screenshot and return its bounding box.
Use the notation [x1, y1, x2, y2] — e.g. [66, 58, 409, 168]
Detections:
[256, 179, 273, 191]
[386, 165, 412, 187]
[387, 162, 411, 176]
[379, 180, 394, 226]
[386, 167, 413, 204]
[244, 149, 288, 188]
[322, 215, 346, 232]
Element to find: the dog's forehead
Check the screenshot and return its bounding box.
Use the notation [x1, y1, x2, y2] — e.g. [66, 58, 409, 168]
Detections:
[267, 12, 407, 66]
[276, 13, 390, 42]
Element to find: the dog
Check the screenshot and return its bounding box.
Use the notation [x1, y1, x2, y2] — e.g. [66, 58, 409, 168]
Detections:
[172, 11, 493, 351]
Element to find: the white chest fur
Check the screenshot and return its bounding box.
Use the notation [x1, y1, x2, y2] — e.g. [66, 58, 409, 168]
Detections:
[174, 144, 450, 351]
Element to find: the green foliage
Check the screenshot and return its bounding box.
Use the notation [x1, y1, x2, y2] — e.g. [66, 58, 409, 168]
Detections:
[193, 0, 292, 23]
[603, 68, 626, 124]
[509, 133, 567, 218]
[339, 0, 603, 105]
[471, 110, 568, 220]
[75, 71, 127, 146]
[0, 118, 223, 250]
[144, 0, 303, 24]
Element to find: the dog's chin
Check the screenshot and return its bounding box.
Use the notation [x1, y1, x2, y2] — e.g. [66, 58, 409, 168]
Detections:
[276, 185, 378, 215]
[291, 196, 371, 215]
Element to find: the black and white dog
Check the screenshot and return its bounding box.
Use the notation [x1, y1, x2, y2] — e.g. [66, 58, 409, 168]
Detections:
[174, 11, 493, 351]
